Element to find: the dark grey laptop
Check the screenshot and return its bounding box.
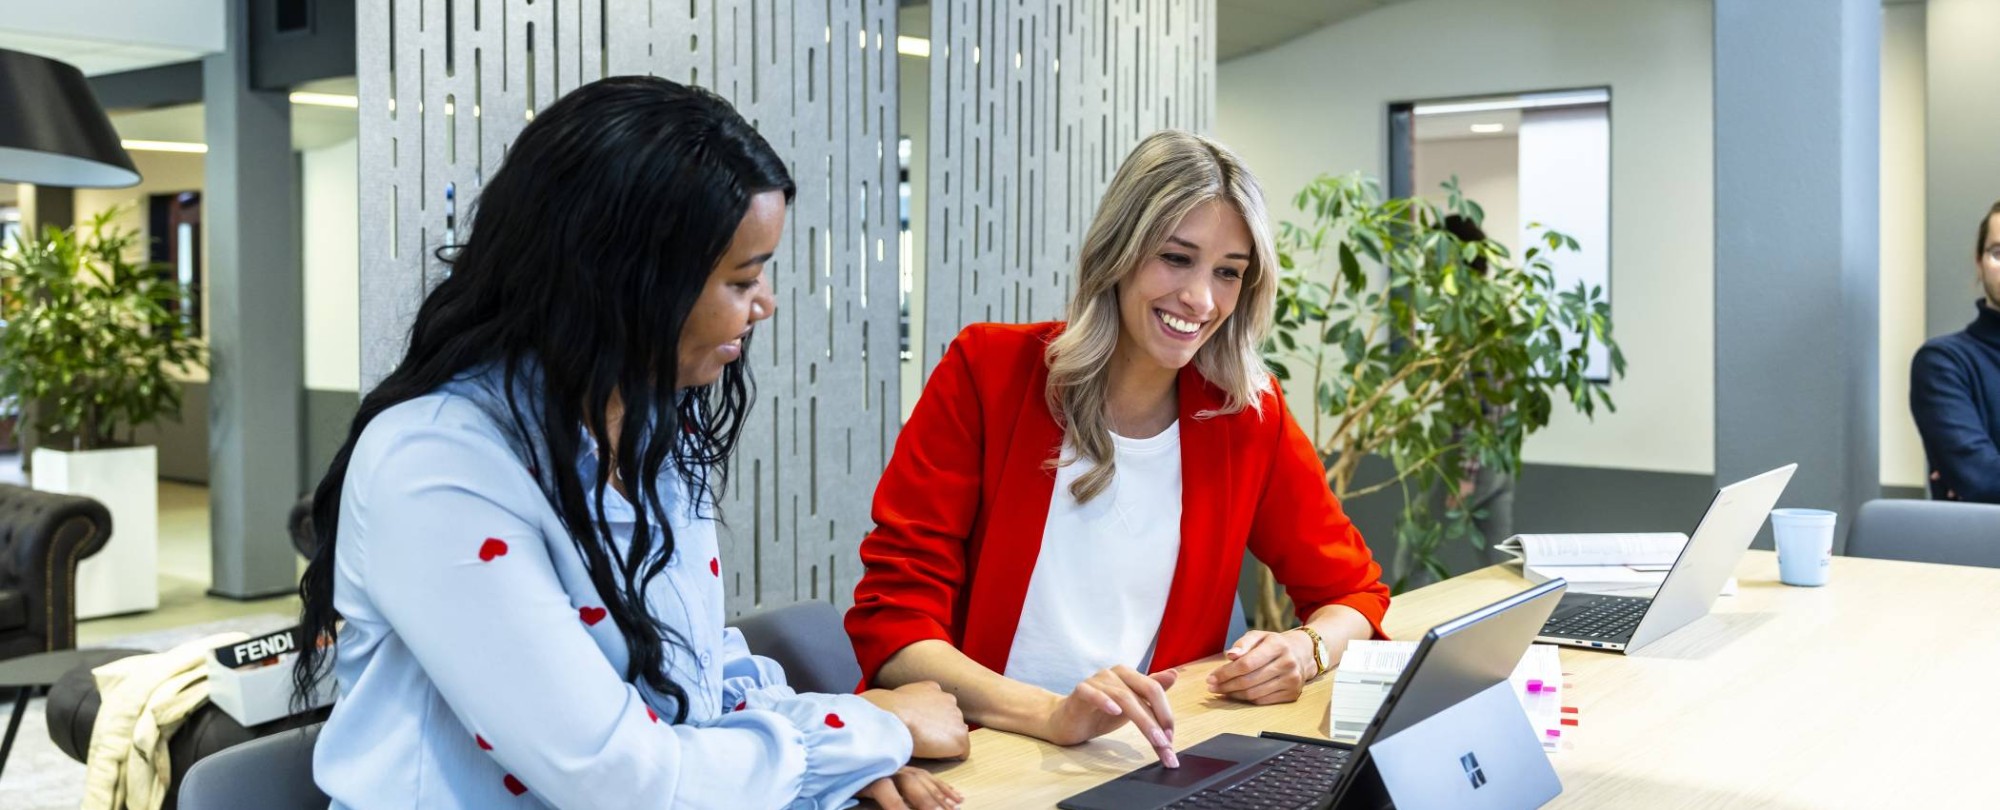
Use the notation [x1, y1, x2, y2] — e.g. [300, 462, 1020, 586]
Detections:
[1536, 464, 1796, 653]
[1057, 580, 1568, 810]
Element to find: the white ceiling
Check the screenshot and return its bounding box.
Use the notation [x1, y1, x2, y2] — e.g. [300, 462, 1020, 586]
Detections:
[0, 30, 208, 76]
[0, 0, 221, 76]
[1413, 109, 1522, 142]
[1216, 0, 1404, 62]
[111, 101, 360, 153]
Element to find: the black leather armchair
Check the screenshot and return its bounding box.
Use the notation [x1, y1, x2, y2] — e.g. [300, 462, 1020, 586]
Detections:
[287, 494, 317, 559]
[0, 483, 112, 661]
[44, 492, 322, 809]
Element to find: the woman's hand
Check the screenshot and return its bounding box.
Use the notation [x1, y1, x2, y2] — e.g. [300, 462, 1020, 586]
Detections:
[858, 767, 963, 810]
[861, 681, 971, 760]
[1206, 630, 1314, 705]
[1040, 665, 1180, 767]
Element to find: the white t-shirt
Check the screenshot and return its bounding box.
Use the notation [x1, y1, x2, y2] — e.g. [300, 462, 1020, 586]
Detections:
[1003, 422, 1183, 695]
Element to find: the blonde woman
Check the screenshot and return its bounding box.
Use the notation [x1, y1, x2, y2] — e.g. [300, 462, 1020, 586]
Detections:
[845, 131, 1389, 767]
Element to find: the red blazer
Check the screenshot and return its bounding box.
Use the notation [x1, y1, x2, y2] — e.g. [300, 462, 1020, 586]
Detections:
[846, 321, 1390, 687]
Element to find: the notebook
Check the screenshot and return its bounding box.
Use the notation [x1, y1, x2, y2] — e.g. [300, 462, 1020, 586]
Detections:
[1500, 532, 1736, 597]
[1328, 640, 1569, 752]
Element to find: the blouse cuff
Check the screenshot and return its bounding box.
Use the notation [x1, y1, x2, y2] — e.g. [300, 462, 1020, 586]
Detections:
[747, 691, 911, 809]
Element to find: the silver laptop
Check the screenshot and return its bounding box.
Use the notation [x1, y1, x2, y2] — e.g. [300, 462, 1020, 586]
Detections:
[1059, 580, 1568, 810]
[1536, 464, 1797, 653]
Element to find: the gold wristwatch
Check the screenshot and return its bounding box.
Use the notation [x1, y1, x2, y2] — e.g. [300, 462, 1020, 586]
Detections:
[1292, 626, 1329, 680]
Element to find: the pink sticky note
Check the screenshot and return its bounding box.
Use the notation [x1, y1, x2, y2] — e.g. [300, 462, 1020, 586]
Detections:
[1545, 729, 1561, 738]
[1526, 679, 1544, 692]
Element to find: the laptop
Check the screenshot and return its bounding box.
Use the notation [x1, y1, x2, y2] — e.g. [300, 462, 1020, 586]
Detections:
[1536, 463, 1797, 653]
[1058, 580, 1568, 810]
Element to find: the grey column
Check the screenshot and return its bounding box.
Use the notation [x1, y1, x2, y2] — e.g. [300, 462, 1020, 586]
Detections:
[1924, 0, 2000, 339]
[1714, 0, 1880, 551]
[204, 0, 303, 598]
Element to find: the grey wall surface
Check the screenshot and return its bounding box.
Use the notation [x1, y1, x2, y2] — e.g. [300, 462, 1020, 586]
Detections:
[358, 0, 902, 618]
[304, 389, 359, 489]
[1924, 0, 2000, 339]
[1713, 0, 1880, 552]
[921, 0, 1216, 368]
[132, 382, 211, 483]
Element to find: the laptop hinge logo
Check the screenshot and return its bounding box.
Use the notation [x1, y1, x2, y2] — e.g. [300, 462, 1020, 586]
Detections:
[1461, 752, 1487, 789]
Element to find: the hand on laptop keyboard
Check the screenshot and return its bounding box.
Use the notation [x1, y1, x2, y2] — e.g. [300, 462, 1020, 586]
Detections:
[1043, 665, 1183, 768]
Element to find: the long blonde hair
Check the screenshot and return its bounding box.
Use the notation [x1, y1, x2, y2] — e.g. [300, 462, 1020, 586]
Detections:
[1044, 130, 1278, 504]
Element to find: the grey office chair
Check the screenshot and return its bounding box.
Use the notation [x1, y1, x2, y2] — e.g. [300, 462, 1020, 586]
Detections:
[1846, 498, 2000, 569]
[177, 723, 328, 810]
[731, 601, 866, 694]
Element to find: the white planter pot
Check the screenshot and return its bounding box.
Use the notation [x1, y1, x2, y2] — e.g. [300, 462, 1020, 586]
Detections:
[33, 445, 159, 619]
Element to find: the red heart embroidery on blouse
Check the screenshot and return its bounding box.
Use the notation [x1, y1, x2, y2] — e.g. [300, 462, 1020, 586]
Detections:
[578, 606, 607, 626]
[824, 713, 845, 729]
[646, 706, 659, 723]
[475, 734, 493, 751]
[734, 700, 747, 712]
[709, 557, 720, 576]
[503, 774, 528, 796]
[478, 538, 509, 562]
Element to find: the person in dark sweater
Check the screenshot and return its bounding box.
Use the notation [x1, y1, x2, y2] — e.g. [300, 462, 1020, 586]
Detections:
[1910, 200, 2000, 503]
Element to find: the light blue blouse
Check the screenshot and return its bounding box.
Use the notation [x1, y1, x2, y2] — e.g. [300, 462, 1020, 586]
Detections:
[313, 368, 911, 809]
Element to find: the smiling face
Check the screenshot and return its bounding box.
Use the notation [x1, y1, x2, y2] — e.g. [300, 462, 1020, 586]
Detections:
[676, 190, 786, 388]
[1111, 199, 1253, 376]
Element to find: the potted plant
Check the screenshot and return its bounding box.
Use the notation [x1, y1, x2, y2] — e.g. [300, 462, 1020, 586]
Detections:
[0, 208, 207, 618]
[1253, 174, 1623, 625]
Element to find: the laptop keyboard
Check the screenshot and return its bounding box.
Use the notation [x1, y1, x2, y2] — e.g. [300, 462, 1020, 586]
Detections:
[1164, 743, 1350, 810]
[1544, 595, 1650, 641]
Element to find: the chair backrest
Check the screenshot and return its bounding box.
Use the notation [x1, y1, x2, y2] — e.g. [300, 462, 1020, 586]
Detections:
[1846, 499, 2000, 569]
[1228, 597, 1248, 644]
[729, 600, 864, 694]
[178, 723, 329, 810]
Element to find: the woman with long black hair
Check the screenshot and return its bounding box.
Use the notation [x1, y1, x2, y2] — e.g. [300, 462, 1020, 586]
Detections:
[295, 76, 966, 809]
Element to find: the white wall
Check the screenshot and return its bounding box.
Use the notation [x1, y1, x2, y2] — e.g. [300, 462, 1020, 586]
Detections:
[1924, 0, 2000, 340]
[1219, 0, 1714, 475]
[1518, 105, 1612, 379]
[302, 137, 362, 392]
[1879, 3, 1927, 489]
[1412, 136, 1518, 254]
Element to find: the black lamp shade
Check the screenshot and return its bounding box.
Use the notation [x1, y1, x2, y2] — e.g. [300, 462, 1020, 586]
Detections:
[0, 48, 140, 188]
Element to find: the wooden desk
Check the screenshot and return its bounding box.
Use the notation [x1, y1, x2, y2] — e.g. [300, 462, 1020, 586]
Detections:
[922, 552, 2000, 807]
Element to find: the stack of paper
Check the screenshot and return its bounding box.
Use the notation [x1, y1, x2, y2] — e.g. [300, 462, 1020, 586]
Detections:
[1327, 640, 1569, 751]
[1498, 532, 1737, 597]
[1326, 641, 1415, 743]
[1508, 644, 1566, 751]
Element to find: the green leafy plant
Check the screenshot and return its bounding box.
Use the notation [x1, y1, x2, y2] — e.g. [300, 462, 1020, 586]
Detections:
[1254, 174, 1623, 620]
[0, 208, 207, 450]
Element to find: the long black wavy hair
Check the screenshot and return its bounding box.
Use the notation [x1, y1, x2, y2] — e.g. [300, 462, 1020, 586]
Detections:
[293, 76, 794, 723]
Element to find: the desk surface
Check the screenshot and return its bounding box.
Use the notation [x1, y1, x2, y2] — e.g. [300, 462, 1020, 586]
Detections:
[921, 551, 2000, 808]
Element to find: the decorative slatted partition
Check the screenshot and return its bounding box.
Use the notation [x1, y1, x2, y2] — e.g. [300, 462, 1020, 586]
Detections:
[920, 0, 1215, 372]
[357, 0, 901, 617]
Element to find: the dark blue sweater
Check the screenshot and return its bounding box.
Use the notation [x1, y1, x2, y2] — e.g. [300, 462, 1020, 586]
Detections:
[1911, 300, 2000, 503]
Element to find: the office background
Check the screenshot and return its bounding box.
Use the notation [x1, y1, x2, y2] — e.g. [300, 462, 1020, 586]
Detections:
[2, 0, 1995, 615]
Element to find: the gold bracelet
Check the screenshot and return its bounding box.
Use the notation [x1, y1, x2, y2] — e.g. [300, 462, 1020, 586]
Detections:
[1291, 626, 1328, 679]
